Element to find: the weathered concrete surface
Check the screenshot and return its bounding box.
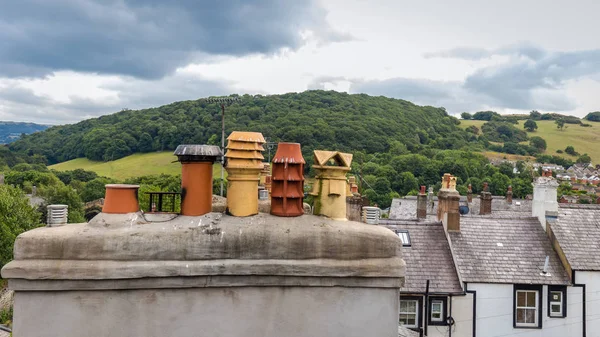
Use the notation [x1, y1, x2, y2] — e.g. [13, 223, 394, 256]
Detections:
[3, 213, 403, 281]
[2, 212, 404, 337]
[13, 287, 399, 337]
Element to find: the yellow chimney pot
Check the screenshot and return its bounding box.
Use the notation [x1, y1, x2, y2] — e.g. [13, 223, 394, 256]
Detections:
[310, 150, 353, 221]
[225, 131, 266, 217]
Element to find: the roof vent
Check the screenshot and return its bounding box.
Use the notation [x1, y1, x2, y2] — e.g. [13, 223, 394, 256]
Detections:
[362, 206, 381, 224]
[102, 184, 140, 214]
[174, 145, 222, 216]
[225, 131, 266, 216]
[271, 143, 305, 217]
[541, 256, 551, 276]
[309, 150, 353, 220]
[47, 204, 68, 226]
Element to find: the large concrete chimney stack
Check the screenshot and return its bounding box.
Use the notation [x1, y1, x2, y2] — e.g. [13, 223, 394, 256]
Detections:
[532, 175, 559, 230]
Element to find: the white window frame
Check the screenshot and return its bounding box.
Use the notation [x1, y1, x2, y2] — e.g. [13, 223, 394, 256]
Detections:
[515, 290, 539, 327]
[399, 299, 419, 328]
[430, 300, 444, 322]
[549, 291, 563, 317]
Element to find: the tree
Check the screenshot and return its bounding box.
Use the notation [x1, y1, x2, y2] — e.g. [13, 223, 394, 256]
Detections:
[461, 112, 472, 120]
[80, 177, 114, 202]
[0, 185, 41, 269]
[576, 154, 592, 165]
[555, 118, 566, 131]
[565, 146, 578, 156]
[38, 184, 86, 223]
[584, 111, 600, 122]
[523, 119, 538, 132]
[498, 162, 515, 178]
[529, 110, 542, 120]
[466, 125, 479, 134]
[529, 136, 547, 151]
[489, 172, 512, 195]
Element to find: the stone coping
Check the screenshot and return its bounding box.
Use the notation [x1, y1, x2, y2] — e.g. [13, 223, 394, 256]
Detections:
[2, 213, 404, 283]
[8, 275, 403, 291]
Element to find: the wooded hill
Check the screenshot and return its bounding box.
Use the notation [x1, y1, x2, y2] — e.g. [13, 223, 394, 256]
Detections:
[0, 121, 48, 144]
[8, 90, 475, 165]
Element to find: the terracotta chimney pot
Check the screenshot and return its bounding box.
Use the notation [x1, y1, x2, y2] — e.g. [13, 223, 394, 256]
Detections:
[174, 145, 222, 216]
[271, 143, 305, 217]
[102, 184, 140, 214]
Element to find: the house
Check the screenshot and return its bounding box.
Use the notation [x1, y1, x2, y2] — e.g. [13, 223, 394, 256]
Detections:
[559, 195, 578, 204]
[548, 204, 600, 335]
[379, 219, 467, 337]
[386, 175, 586, 336]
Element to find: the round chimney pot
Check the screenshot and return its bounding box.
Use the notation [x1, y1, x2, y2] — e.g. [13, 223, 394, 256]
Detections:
[102, 184, 140, 214]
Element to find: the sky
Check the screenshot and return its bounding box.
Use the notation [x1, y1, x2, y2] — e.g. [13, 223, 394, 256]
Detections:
[1, 0, 600, 124]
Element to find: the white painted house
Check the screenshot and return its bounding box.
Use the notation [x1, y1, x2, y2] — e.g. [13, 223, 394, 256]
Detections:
[386, 175, 588, 337]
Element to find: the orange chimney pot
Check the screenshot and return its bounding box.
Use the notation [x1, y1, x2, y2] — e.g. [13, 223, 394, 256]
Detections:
[102, 184, 140, 214]
[174, 145, 222, 216]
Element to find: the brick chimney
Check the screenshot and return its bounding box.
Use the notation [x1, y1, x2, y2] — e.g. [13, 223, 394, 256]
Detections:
[467, 184, 473, 203]
[438, 174, 460, 232]
[102, 184, 140, 214]
[417, 185, 427, 219]
[479, 182, 492, 215]
[532, 175, 559, 230]
[506, 185, 513, 204]
[225, 131, 266, 217]
[271, 142, 305, 217]
[174, 145, 222, 216]
[310, 150, 353, 220]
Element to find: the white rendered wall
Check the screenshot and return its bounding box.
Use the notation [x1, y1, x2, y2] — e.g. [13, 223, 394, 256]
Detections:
[13, 287, 399, 337]
[464, 283, 583, 337]
[574, 271, 600, 337]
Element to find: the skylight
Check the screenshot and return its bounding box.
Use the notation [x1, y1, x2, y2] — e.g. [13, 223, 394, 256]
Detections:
[396, 230, 411, 247]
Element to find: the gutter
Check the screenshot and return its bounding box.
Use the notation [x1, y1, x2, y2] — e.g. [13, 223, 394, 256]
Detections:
[465, 283, 476, 337]
[572, 271, 586, 337]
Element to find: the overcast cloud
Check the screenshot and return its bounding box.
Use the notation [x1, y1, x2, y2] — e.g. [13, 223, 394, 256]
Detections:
[1, 0, 599, 124]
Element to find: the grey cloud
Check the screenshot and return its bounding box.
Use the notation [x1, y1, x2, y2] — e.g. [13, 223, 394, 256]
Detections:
[425, 42, 546, 61]
[0, 0, 347, 79]
[0, 74, 232, 124]
[356, 45, 600, 114]
[307, 76, 349, 90]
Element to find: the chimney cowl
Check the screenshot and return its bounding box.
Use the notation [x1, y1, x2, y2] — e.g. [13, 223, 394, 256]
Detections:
[174, 145, 222, 163]
[271, 142, 305, 217]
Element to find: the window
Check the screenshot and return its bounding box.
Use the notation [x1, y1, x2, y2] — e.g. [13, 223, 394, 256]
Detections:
[428, 297, 448, 325]
[514, 285, 542, 328]
[548, 286, 567, 318]
[399, 299, 419, 328]
[396, 230, 411, 247]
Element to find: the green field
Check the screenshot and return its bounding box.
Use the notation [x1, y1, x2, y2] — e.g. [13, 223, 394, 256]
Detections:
[460, 120, 600, 164]
[49, 152, 224, 180]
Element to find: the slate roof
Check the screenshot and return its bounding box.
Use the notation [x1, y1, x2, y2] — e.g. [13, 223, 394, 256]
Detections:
[551, 204, 600, 271]
[448, 216, 570, 285]
[381, 221, 463, 294]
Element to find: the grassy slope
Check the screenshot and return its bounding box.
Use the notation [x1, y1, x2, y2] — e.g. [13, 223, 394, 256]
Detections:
[460, 120, 600, 164]
[49, 152, 224, 180]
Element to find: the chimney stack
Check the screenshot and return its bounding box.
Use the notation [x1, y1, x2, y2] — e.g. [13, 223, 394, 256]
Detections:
[102, 184, 140, 214]
[174, 145, 222, 216]
[417, 185, 427, 219]
[532, 175, 559, 230]
[47, 204, 68, 226]
[479, 182, 492, 215]
[270, 142, 305, 217]
[467, 184, 473, 203]
[506, 185, 513, 204]
[310, 150, 353, 220]
[438, 174, 460, 231]
[225, 131, 266, 217]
